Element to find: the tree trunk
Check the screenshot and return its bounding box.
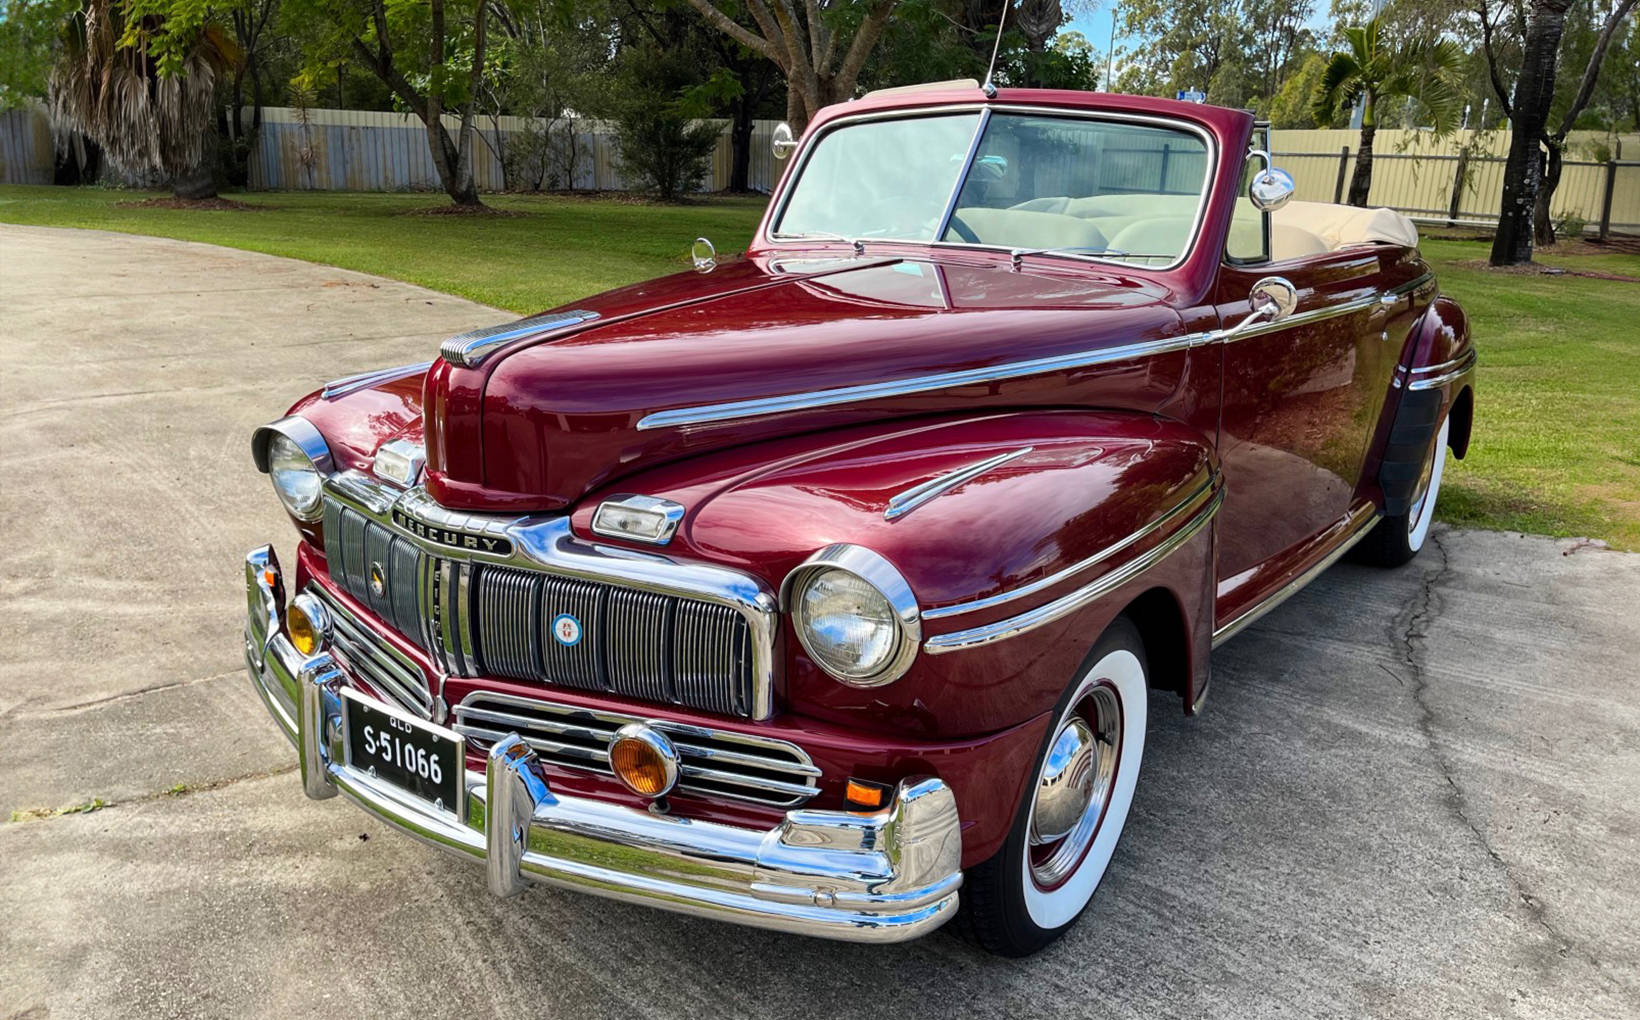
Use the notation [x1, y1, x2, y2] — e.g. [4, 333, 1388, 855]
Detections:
[1491, 0, 1575, 265]
[1533, 143, 1563, 246]
[172, 131, 218, 200]
[786, 86, 808, 135]
[1348, 110, 1376, 207]
[729, 94, 753, 192]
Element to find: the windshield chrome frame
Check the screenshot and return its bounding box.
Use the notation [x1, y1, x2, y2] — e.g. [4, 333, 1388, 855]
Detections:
[763, 102, 1220, 274]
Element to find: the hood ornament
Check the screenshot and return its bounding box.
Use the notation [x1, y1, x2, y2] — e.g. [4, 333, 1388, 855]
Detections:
[439, 309, 600, 368]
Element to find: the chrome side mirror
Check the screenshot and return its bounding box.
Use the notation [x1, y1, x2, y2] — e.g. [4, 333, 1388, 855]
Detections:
[1249, 276, 1298, 320]
[772, 123, 798, 161]
[1218, 276, 1298, 342]
[1246, 149, 1294, 212]
[691, 236, 717, 272]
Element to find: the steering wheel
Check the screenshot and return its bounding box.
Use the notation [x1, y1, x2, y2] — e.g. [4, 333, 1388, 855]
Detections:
[946, 214, 980, 244]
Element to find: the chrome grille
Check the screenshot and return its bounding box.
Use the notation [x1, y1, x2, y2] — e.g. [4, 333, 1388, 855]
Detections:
[452, 691, 819, 807]
[322, 495, 759, 719]
[308, 583, 434, 718]
[323, 499, 428, 650]
[466, 565, 756, 718]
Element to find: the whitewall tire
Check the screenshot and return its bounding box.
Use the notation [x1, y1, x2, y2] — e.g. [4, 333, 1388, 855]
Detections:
[960, 618, 1148, 956]
[1359, 416, 1450, 568]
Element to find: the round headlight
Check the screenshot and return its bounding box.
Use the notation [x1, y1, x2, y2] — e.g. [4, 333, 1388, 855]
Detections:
[788, 546, 920, 687]
[268, 433, 324, 521]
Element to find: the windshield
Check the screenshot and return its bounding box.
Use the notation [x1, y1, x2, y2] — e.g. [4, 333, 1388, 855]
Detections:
[772, 110, 1212, 268]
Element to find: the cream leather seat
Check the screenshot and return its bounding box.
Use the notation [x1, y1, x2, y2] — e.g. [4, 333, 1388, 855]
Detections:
[952, 207, 1107, 252]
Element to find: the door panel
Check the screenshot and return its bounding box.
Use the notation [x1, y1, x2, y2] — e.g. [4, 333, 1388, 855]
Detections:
[1212, 252, 1406, 616]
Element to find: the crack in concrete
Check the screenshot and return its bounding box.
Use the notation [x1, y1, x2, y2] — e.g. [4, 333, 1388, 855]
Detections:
[6, 669, 242, 720]
[1394, 528, 1617, 988]
[3, 763, 298, 827]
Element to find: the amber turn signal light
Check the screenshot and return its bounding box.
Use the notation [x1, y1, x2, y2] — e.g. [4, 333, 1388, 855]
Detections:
[285, 594, 331, 656]
[845, 778, 890, 810]
[609, 724, 680, 799]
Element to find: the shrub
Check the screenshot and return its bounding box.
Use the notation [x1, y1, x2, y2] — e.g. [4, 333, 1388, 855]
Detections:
[613, 103, 720, 201]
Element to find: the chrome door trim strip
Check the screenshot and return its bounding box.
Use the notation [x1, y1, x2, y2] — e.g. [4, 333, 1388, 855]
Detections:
[884, 447, 1033, 521]
[922, 473, 1218, 620]
[1406, 347, 1476, 391]
[1210, 502, 1379, 647]
[321, 361, 433, 400]
[439, 309, 600, 368]
[923, 485, 1223, 654]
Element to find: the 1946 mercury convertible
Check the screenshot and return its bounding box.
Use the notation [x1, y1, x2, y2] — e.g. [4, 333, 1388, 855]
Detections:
[243, 85, 1474, 955]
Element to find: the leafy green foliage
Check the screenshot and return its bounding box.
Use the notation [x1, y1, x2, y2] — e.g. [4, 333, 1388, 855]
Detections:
[1311, 18, 1465, 130]
[0, 0, 81, 109]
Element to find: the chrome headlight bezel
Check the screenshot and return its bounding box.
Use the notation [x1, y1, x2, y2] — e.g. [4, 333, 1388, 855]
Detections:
[252, 416, 333, 522]
[783, 545, 921, 687]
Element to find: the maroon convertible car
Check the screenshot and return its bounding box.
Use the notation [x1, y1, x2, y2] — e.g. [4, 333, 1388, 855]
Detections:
[243, 84, 1475, 955]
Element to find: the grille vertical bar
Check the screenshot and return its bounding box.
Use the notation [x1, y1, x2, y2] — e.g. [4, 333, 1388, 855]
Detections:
[606, 589, 673, 704]
[675, 601, 748, 716]
[475, 567, 541, 679]
[538, 575, 605, 691]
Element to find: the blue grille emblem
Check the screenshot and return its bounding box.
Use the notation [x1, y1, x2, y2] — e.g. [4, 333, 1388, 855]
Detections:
[551, 613, 583, 647]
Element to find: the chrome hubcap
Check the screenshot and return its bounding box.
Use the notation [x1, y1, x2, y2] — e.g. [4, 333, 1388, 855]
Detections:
[1029, 685, 1121, 889]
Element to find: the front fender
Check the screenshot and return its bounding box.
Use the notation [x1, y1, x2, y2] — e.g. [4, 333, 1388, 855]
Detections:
[570, 410, 1220, 740]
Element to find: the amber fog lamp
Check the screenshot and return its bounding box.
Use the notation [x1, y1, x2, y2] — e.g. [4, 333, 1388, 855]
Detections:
[286, 593, 331, 656]
[609, 724, 680, 798]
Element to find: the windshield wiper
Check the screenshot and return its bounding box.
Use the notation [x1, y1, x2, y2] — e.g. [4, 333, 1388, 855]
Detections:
[769, 230, 865, 254]
[1008, 246, 1169, 268]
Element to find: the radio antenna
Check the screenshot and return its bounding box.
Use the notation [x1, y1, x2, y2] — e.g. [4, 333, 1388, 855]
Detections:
[981, 2, 1009, 98]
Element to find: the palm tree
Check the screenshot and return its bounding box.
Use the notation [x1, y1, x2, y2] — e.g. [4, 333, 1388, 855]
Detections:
[49, 0, 239, 200]
[1312, 19, 1464, 207]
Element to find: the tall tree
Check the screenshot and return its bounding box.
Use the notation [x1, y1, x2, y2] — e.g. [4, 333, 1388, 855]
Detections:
[287, 0, 491, 206]
[1479, 0, 1636, 254]
[49, 0, 240, 198]
[681, 0, 899, 131]
[1312, 18, 1464, 206]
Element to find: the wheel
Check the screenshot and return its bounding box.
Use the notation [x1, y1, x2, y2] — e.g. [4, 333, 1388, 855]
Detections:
[1357, 416, 1450, 567]
[959, 617, 1149, 956]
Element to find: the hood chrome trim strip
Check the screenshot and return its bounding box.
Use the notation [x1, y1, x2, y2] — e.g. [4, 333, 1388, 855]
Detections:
[636, 271, 1436, 432]
[884, 447, 1033, 521]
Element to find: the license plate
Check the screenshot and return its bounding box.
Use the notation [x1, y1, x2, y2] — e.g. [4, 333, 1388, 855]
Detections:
[342, 688, 465, 818]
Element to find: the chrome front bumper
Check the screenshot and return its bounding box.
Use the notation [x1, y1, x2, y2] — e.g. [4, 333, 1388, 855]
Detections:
[243, 546, 963, 943]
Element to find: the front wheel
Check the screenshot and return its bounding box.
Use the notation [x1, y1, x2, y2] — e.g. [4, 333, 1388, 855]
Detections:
[1358, 416, 1450, 567]
[959, 618, 1149, 956]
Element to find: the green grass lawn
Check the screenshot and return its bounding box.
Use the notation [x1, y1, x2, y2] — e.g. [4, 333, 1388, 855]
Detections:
[3, 185, 1637, 548]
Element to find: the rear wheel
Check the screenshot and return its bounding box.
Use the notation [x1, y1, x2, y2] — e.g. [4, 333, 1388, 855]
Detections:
[960, 618, 1148, 957]
[1358, 417, 1449, 568]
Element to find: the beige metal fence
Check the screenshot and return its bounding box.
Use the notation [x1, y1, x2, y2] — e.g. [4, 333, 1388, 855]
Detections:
[1269, 128, 1640, 237]
[2, 103, 1636, 235]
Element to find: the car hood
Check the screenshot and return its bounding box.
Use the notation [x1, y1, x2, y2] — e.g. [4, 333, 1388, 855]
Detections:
[423, 251, 1188, 512]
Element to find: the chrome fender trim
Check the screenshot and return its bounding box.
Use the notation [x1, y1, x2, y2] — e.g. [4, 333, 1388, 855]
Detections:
[923, 481, 1223, 653]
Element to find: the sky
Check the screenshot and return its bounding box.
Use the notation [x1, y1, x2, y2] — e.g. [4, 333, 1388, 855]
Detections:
[1064, 0, 1337, 76]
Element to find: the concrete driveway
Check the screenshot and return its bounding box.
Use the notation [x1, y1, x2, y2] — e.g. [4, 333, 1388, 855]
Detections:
[2, 224, 1637, 1020]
